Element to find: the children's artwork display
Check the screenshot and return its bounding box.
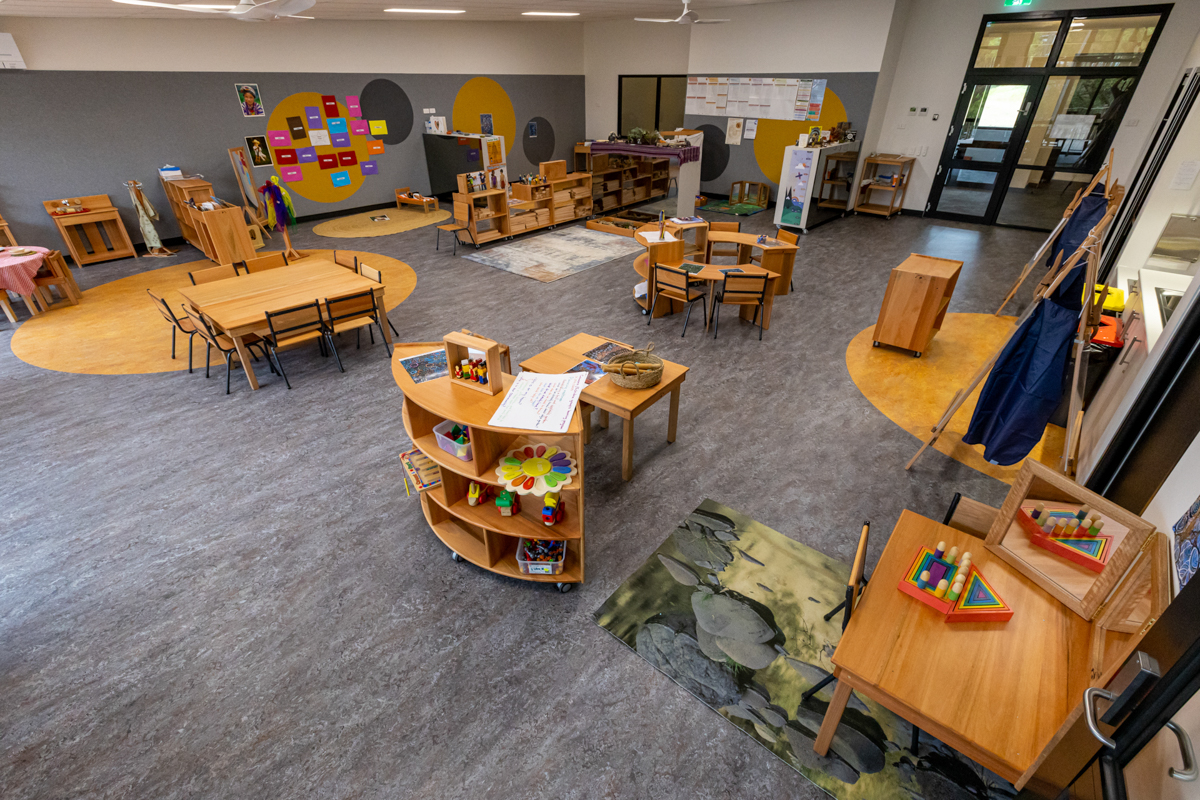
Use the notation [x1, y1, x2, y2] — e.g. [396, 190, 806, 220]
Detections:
[480, 113, 493, 135]
[566, 359, 605, 385]
[776, 148, 812, 227]
[237, 83, 264, 117]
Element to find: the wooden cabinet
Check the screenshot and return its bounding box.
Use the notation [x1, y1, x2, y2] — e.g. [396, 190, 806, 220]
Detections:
[872, 253, 963, 357]
[41, 195, 137, 268]
[580, 150, 669, 215]
[855, 154, 915, 219]
[393, 343, 586, 589]
[453, 187, 510, 246]
[161, 177, 255, 265]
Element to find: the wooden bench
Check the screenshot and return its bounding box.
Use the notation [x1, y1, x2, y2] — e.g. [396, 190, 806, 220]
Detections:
[396, 187, 438, 214]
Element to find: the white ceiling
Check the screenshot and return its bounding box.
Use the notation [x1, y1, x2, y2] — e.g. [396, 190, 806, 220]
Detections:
[0, 0, 786, 22]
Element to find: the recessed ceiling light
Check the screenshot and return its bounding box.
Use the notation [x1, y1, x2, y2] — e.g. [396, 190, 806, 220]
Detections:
[385, 8, 467, 12]
[522, 11, 580, 15]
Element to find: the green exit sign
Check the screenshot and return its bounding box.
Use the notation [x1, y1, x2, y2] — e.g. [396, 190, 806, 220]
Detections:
[1004, 0, 1033, 5]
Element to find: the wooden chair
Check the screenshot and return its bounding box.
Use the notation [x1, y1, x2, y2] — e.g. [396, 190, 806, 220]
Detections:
[262, 301, 342, 389]
[147, 289, 199, 373]
[243, 252, 288, 273]
[0, 212, 17, 247]
[706, 221, 741, 262]
[358, 263, 400, 338]
[436, 222, 468, 256]
[189, 264, 239, 285]
[1, 292, 18, 324]
[772, 228, 799, 291]
[332, 251, 357, 272]
[942, 493, 999, 540]
[326, 290, 392, 357]
[647, 263, 706, 337]
[712, 271, 769, 340]
[182, 305, 267, 394]
[31, 250, 81, 310]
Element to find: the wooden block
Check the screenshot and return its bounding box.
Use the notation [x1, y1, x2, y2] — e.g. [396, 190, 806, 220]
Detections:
[945, 565, 1013, 623]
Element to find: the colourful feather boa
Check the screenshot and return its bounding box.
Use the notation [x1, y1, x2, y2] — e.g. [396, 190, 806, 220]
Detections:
[258, 176, 297, 232]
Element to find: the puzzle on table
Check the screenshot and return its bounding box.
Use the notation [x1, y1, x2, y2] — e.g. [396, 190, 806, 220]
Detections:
[898, 542, 1012, 623]
[1016, 502, 1113, 574]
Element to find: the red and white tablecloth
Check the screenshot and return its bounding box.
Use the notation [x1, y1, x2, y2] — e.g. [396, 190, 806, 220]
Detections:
[0, 246, 49, 296]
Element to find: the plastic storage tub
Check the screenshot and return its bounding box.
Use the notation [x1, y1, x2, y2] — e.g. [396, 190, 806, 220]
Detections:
[516, 538, 566, 575]
[433, 419, 472, 461]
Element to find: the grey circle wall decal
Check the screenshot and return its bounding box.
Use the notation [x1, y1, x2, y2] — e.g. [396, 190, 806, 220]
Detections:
[522, 116, 555, 165]
[359, 79, 414, 146]
[698, 124, 730, 183]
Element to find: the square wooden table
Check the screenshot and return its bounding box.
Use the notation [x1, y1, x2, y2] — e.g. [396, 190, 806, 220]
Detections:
[178, 256, 391, 390]
[815, 510, 1099, 788]
[518, 333, 688, 481]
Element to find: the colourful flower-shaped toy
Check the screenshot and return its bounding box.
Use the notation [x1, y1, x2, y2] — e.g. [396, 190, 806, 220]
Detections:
[496, 444, 576, 496]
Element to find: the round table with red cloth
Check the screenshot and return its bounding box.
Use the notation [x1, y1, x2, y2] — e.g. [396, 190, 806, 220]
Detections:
[0, 246, 50, 297]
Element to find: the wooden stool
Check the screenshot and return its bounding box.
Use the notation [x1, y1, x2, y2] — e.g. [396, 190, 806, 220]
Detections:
[436, 223, 467, 256]
[32, 250, 81, 311]
[396, 187, 438, 214]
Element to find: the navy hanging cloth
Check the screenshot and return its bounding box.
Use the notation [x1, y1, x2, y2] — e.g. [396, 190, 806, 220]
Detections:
[961, 185, 1108, 466]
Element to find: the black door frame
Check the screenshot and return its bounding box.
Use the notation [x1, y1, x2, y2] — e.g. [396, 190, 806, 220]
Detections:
[927, 4, 1174, 229]
[617, 74, 687, 135]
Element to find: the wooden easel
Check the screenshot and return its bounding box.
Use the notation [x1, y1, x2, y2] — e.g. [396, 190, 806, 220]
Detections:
[228, 146, 272, 242]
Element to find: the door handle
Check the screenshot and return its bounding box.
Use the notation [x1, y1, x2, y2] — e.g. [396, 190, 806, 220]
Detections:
[1167, 721, 1198, 781]
[1118, 337, 1141, 366]
[1086, 687, 1118, 749]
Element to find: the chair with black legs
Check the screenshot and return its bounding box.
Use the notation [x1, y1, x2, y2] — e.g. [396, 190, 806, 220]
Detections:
[147, 289, 199, 373]
[325, 290, 392, 357]
[706, 221, 741, 262]
[942, 492, 999, 539]
[182, 305, 268, 394]
[711, 271, 768, 340]
[262, 300, 342, 389]
[358, 263, 400, 339]
[647, 262, 707, 338]
[243, 251, 288, 273]
[333, 251, 358, 273]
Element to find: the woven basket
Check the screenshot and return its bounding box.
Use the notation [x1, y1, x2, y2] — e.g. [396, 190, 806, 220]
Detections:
[607, 344, 663, 389]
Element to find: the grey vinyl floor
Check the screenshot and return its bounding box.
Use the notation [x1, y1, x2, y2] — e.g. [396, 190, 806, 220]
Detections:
[0, 206, 1046, 799]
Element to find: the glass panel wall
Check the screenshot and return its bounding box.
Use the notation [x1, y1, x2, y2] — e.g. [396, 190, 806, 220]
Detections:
[1057, 15, 1161, 68]
[974, 19, 1061, 68]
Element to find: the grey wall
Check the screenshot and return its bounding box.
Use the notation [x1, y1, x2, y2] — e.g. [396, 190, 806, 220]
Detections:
[0, 71, 584, 246]
[683, 72, 878, 198]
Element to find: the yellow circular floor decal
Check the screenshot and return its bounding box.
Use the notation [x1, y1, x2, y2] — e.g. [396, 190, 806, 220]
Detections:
[10, 250, 416, 375]
[753, 89, 849, 185]
[452, 77, 517, 156]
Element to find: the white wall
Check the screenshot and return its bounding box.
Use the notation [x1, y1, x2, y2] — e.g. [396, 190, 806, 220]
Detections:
[853, 0, 912, 206]
[582, 21, 690, 140]
[0, 17, 585, 74]
[874, 0, 1200, 212]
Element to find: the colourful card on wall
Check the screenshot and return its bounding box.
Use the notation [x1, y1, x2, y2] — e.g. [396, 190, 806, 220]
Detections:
[360, 160, 378, 176]
[367, 140, 384, 155]
[286, 116, 307, 141]
[350, 120, 369, 136]
[331, 132, 350, 147]
[296, 146, 317, 163]
[337, 150, 358, 167]
[331, 170, 351, 187]
[369, 120, 388, 136]
[346, 95, 361, 117]
[280, 166, 303, 183]
[267, 130, 290, 146]
[327, 117, 348, 134]
[308, 129, 331, 147]
[322, 95, 339, 117]
[305, 106, 323, 127]
[480, 113, 493, 135]
[274, 148, 298, 165]
[467, 149, 479, 162]
[318, 154, 338, 170]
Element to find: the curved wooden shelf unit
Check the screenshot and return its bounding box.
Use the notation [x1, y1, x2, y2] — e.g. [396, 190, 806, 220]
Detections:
[392, 343, 585, 585]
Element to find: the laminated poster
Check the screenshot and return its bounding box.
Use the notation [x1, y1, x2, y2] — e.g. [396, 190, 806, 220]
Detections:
[367, 140, 384, 155]
[346, 95, 361, 117]
[327, 117, 348, 134]
[280, 166, 303, 183]
[725, 118, 744, 146]
[296, 146, 318, 163]
[308, 129, 331, 147]
[267, 130, 290, 147]
[488, 371, 588, 434]
[360, 160, 378, 176]
[286, 116, 306, 141]
[369, 120, 388, 136]
[350, 120, 369, 136]
[528, 120, 537, 138]
[480, 113, 493, 135]
[331, 132, 351, 147]
[236, 83, 264, 117]
[245, 135, 273, 167]
[745, 119, 758, 140]
[330, 170, 351, 188]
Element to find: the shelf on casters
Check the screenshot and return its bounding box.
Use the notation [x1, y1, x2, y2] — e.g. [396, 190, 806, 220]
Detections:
[428, 486, 582, 540]
[412, 432, 582, 490]
[430, 515, 581, 583]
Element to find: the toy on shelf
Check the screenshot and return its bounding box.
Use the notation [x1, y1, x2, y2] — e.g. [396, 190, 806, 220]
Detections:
[1016, 502, 1113, 574]
[898, 542, 1012, 623]
[495, 489, 520, 517]
[398, 448, 441, 496]
[541, 492, 565, 526]
[444, 331, 503, 396]
[496, 444, 577, 495]
[468, 481, 492, 507]
[517, 537, 566, 575]
[453, 357, 489, 385]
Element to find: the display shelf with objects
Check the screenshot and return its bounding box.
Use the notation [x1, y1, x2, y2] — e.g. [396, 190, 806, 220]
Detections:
[817, 152, 860, 210]
[854, 154, 916, 219]
[507, 160, 593, 235]
[42, 194, 137, 268]
[579, 135, 703, 217]
[392, 341, 586, 590]
[452, 183, 510, 247]
[583, 152, 669, 216]
[160, 176, 256, 265]
[774, 142, 858, 233]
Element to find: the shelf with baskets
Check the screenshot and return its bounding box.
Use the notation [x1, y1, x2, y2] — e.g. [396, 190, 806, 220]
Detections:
[393, 340, 586, 589]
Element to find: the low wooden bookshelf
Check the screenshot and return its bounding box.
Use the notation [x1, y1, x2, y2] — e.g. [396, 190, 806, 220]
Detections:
[854, 154, 915, 219]
[580, 150, 670, 215]
[392, 342, 586, 591]
[817, 151, 859, 210]
[161, 176, 256, 264]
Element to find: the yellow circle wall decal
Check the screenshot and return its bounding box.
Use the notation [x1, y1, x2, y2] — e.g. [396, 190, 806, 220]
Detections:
[752, 89, 849, 185]
[452, 77, 517, 155]
[264, 92, 379, 204]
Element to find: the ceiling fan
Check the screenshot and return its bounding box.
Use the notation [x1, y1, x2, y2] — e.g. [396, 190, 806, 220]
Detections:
[635, 0, 728, 25]
[111, 0, 316, 21]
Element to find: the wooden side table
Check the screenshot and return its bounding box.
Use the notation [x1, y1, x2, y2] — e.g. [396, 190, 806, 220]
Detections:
[42, 195, 137, 268]
[854, 155, 916, 219]
[872, 253, 963, 357]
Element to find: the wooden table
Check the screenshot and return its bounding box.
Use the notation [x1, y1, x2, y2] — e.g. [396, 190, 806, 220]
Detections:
[178, 255, 391, 390]
[703, 230, 796, 296]
[518, 333, 688, 481]
[816, 510, 1102, 788]
[42, 195, 137, 268]
[633, 252, 779, 332]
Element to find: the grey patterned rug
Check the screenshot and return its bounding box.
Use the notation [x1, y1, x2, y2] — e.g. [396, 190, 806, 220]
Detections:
[461, 226, 642, 282]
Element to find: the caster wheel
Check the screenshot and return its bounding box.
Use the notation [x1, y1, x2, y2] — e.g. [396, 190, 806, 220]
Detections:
[872, 341, 880, 347]
[642, 309, 649, 316]
[913, 352, 922, 358]
[556, 582, 573, 593]
[451, 551, 463, 562]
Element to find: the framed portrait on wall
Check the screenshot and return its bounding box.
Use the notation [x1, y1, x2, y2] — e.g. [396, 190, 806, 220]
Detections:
[245, 135, 273, 168]
[237, 84, 265, 117]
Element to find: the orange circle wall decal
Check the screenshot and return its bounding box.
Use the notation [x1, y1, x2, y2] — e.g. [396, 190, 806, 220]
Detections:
[752, 89, 849, 185]
[452, 77, 517, 155]
[264, 92, 388, 204]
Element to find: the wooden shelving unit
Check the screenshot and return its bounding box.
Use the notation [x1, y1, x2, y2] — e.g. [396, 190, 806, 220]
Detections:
[161, 177, 256, 264]
[872, 253, 962, 357]
[393, 342, 586, 590]
[854, 154, 915, 219]
[509, 168, 592, 234]
[817, 152, 859, 210]
[452, 182, 510, 247]
[579, 150, 669, 216]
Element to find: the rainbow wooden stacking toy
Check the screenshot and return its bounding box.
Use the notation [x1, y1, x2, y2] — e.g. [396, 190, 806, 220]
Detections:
[898, 542, 1012, 623]
[1016, 502, 1113, 574]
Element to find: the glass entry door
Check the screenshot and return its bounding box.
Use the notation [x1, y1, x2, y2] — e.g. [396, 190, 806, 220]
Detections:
[927, 79, 1041, 222]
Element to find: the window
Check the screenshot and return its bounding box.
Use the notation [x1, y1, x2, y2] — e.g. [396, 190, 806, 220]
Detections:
[974, 19, 1061, 68]
[1057, 14, 1161, 68]
[618, 75, 687, 135]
